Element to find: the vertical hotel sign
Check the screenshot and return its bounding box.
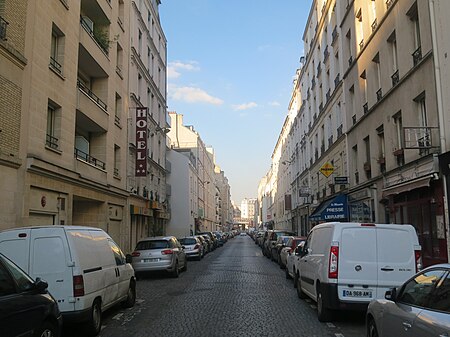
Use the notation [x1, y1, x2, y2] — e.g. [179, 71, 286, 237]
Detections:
[135, 107, 148, 177]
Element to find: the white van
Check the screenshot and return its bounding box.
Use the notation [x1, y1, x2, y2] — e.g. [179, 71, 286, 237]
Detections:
[294, 222, 422, 322]
[0, 226, 136, 336]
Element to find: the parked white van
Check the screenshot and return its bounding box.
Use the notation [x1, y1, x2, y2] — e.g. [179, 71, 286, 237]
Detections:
[0, 226, 136, 336]
[294, 222, 422, 322]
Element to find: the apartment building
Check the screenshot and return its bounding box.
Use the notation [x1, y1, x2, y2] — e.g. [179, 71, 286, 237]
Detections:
[214, 166, 233, 232]
[127, 0, 169, 248]
[266, 0, 449, 265]
[0, 0, 27, 226]
[0, 0, 133, 249]
[167, 112, 218, 232]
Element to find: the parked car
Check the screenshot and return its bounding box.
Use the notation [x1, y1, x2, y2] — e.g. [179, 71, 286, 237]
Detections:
[271, 235, 293, 263]
[195, 235, 208, 255]
[294, 222, 422, 322]
[254, 231, 264, 245]
[0, 252, 63, 337]
[366, 263, 450, 337]
[279, 236, 306, 269]
[179, 236, 203, 260]
[286, 241, 305, 282]
[200, 234, 213, 253]
[131, 236, 187, 278]
[198, 232, 218, 249]
[0, 226, 136, 336]
[263, 230, 296, 259]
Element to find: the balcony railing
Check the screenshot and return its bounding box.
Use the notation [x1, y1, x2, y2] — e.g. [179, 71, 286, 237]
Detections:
[77, 80, 108, 111]
[74, 148, 106, 170]
[403, 126, 440, 150]
[363, 102, 369, 114]
[386, 0, 395, 10]
[412, 46, 422, 66]
[80, 16, 109, 55]
[46, 134, 59, 149]
[376, 88, 383, 102]
[391, 70, 399, 87]
[0, 16, 8, 40]
[371, 19, 378, 33]
[331, 26, 338, 46]
[49, 56, 62, 74]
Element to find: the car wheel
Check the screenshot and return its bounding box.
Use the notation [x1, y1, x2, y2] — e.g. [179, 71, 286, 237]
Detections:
[85, 299, 102, 336]
[367, 318, 379, 337]
[285, 267, 291, 279]
[33, 321, 58, 337]
[297, 279, 307, 299]
[317, 287, 333, 322]
[171, 262, 179, 278]
[122, 280, 136, 308]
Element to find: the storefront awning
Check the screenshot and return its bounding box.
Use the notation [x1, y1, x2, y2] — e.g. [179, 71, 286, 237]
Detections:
[309, 194, 348, 222]
[382, 174, 433, 198]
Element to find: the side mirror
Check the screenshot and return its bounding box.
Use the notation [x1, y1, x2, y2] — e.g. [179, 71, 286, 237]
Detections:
[34, 277, 49, 293]
[385, 288, 397, 301]
[126, 254, 133, 264]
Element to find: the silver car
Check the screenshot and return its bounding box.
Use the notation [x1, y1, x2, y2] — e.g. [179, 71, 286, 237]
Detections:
[366, 263, 450, 337]
[179, 236, 203, 260]
[131, 236, 187, 278]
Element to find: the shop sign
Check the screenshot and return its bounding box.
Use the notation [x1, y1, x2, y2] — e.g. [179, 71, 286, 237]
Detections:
[334, 176, 349, 185]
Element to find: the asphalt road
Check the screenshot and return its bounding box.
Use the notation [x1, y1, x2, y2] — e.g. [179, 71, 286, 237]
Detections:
[64, 234, 366, 337]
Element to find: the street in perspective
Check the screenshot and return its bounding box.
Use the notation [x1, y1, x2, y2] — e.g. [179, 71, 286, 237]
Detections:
[1, 0, 450, 337]
[66, 234, 366, 337]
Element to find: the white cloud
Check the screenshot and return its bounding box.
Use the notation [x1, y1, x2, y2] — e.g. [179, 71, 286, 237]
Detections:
[232, 102, 258, 111]
[169, 86, 224, 105]
[167, 61, 200, 79]
[269, 101, 281, 106]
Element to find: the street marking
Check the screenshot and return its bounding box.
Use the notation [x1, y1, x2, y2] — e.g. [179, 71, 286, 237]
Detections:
[327, 323, 336, 328]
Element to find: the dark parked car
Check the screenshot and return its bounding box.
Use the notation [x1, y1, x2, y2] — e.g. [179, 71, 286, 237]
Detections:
[0, 252, 63, 337]
[263, 230, 296, 259]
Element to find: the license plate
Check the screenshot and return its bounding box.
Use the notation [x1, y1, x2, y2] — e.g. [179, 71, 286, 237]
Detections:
[342, 289, 372, 298]
[142, 258, 160, 262]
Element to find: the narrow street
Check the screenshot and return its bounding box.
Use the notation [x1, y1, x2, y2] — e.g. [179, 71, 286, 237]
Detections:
[66, 235, 365, 337]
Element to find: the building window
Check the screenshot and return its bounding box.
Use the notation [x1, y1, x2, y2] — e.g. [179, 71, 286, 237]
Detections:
[116, 43, 123, 78]
[407, 2, 422, 65]
[373, 53, 382, 101]
[138, 29, 142, 55]
[50, 24, 65, 75]
[352, 144, 359, 184]
[415, 92, 427, 127]
[115, 93, 122, 125]
[388, 31, 399, 86]
[46, 101, 61, 150]
[364, 136, 371, 179]
[360, 70, 368, 112]
[114, 145, 120, 177]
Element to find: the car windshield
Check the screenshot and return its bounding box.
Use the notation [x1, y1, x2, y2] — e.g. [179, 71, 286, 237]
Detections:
[135, 240, 169, 250]
[180, 238, 196, 245]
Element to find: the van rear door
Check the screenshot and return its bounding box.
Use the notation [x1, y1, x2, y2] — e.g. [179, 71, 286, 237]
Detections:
[0, 229, 32, 272]
[376, 225, 416, 298]
[29, 227, 75, 313]
[338, 226, 377, 303]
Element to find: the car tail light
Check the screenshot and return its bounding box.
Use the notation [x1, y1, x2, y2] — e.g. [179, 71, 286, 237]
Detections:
[73, 275, 85, 297]
[361, 223, 376, 227]
[194, 244, 200, 249]
[415, 250, 423, 272]
[328, 246, 339, 279]
[131, 251, 140, 257]
[161, 249, 174, 255]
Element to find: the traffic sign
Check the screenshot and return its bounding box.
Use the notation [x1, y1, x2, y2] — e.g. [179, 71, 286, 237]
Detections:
[320, 162, 334, 177]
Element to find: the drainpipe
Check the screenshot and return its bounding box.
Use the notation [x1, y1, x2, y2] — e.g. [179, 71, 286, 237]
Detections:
[429, 0, 450, 262]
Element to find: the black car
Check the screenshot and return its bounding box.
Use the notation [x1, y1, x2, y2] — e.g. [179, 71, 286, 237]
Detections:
[0, 252, 62, 337]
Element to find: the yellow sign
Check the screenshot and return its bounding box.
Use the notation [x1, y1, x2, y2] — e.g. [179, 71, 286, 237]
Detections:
[320, 162, 334, 177]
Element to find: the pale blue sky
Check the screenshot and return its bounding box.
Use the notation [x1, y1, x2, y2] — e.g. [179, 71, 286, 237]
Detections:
[160, 1, 312, 204]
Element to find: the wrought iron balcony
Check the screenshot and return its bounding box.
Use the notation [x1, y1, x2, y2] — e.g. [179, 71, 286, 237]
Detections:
[46, 134, 59, 149]
[74, 148, 106, 170]
[331, 26, 338, 46]
[403, 126, 439, 150]
[49, 56, 62, 74]
[77, 80, 108, 111]
[376, 88, 383, 102]
[391, 70, 399, 87]
[371, 19, 378, 33]
[363, 102, 369, 114]
[0, 16, 8, 40]
[412, 46, 422, 66]
[386, 0, 395, 10]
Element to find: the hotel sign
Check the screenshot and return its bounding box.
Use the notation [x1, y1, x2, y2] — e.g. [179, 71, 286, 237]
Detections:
[135, 107, 148, 177]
